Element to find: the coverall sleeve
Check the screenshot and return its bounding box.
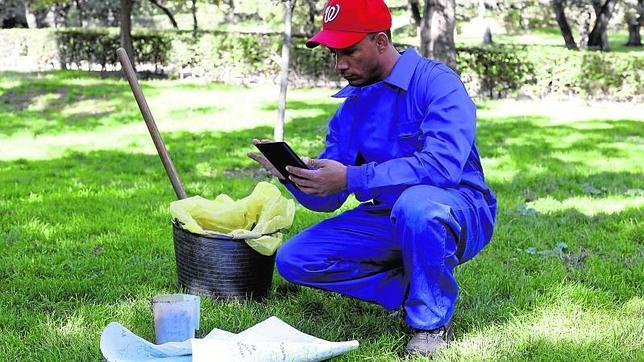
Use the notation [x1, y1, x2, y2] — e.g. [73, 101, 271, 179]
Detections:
[281, 106, 350, 212]
[346, 71, 476, 194]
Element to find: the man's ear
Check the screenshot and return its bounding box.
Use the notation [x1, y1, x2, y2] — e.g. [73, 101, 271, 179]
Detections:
[376, 32, 389, 53]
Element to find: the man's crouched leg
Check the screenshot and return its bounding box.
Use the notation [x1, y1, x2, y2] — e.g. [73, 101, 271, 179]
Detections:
[276, 185, 479, 357]
[390, 185, 463, 356]
[275, 208, 408, 311]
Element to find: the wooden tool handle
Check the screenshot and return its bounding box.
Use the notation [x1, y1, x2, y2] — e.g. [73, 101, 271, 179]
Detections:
[116, 48, 188, 200]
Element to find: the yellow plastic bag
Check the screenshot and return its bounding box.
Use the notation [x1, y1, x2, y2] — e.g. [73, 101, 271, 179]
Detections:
[170, 182, 294, 256]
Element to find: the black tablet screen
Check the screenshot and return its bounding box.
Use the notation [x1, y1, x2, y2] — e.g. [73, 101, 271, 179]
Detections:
[254, 142, 310, 183]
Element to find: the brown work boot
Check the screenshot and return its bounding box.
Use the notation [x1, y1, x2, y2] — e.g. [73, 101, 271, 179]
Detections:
[404, 318, 454, 357]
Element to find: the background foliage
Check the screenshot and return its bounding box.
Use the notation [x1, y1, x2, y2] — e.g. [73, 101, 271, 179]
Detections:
[1, 28, 640, 100]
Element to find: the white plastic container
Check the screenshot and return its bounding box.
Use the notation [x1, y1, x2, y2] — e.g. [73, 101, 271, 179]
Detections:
[151, 293, 200, 344]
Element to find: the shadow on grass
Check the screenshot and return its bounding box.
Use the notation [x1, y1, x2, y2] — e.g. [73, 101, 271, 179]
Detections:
[0, 71, 149, 136]
[478, 115, 642, 199]
[478, 116, 642, 161]
[0, 70, 338, 138]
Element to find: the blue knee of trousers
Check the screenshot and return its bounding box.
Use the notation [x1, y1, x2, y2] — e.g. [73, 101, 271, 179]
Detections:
[275, 234, 333, 285]
[391, 186, 461, 263]
[391, 186, 456, 234]
[392, 185, 496, 263]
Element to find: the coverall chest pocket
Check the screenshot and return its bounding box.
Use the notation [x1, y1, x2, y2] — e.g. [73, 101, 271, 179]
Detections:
[396, 121, 423, 154]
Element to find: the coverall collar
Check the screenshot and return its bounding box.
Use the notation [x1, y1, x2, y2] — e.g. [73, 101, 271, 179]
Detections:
[332, 47, 421, 98]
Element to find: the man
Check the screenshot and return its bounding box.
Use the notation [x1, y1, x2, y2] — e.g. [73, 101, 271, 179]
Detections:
[248, 0, 497, 356]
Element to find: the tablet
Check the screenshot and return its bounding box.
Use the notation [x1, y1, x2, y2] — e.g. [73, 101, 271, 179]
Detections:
[254, 142, 310, 183]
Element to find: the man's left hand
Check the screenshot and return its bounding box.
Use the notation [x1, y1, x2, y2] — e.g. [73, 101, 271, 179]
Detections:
[286, 158, 347, 196]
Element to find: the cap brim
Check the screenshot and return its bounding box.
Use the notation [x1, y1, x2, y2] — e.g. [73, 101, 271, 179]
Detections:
[305, 30, 367, 49]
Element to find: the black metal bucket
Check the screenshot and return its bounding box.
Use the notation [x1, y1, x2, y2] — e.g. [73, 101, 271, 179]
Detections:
[172, 221, 276, 301]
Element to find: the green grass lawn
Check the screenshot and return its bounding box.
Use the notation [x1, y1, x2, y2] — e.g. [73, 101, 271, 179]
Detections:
[0, 71, 642, 361]
[456, 27, 642, 51]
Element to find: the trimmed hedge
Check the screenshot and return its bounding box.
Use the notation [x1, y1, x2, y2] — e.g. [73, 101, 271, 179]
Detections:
[456, 45, 536, 99]
[525, 46, 643, 100]
[457, 44, 643, 100]
[0, 28, 641, 100]
[56, 29, 171, 71]
[51, 28, 342, 86]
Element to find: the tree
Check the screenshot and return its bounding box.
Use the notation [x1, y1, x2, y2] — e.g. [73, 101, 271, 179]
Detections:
[149, 0, 178, 28]
[625, 0, 643, 46]
[84, 1, 120, 27]
[224, 0, 236, 23]
[0, 0, 29, 28]
[75, 0, 84, 27]
[28, 1, 49, 28]
[191, 0, 198, 34]
[275, 0, 296, 142]
[417, 0, 457, 70]
[409, 0, 422, 27]
[550, 0, 617, 51]
[551, 0, 578, 49]
[120, 0, 135, 69]
[479, 0, 492, 44]
[514, 0, 533, 33]
[302, 0, 317, 36]
[577, 4, 592, 49]
[587, 0, 617, 50]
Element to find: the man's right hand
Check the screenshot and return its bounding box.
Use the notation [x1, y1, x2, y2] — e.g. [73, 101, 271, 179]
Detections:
[247, 139, 286, 180]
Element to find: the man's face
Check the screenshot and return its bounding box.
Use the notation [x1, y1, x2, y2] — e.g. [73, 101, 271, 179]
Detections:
[329, 35, 382, 87]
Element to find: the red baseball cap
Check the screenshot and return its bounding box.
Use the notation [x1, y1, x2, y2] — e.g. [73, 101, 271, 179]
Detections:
[306, 0, 392, 49]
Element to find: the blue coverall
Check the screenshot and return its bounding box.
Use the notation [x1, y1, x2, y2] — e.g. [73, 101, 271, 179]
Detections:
[277, 48, 497, 330]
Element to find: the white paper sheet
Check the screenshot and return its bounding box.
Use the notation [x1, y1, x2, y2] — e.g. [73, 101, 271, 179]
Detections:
[100, 316, 359, 362]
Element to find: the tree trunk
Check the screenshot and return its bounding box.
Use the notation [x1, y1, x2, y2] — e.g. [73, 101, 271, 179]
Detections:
[25, 1, 37, 28]
[275, 0, 296, 142]
[33, 6, 49, 28]
[53, 3, 70, 28]
[588, 0, 617, 50]
[419, 0, 456, 71]
[578, 7, 591, 49]
[626, 23, 642, 46]
[483, 27, 493, 44]
[191, 0, 198, 35]
[409, 0, 422, 27]
[479, 0, 492, 45]
[149, 0, 179, 29]
[226, 0, 236, 23]
[520, 3, 530, 33]
[551, 0, 578, 50]
[419, 3, 431, 58]
[75, 0, 84, 27]
[304, 0, 317, 36]
[625, 0, 643, 46]
[120, 0, 135, 70]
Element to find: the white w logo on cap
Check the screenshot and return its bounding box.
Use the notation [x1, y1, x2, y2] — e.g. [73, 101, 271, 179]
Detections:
[323, 4, 340, 23]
